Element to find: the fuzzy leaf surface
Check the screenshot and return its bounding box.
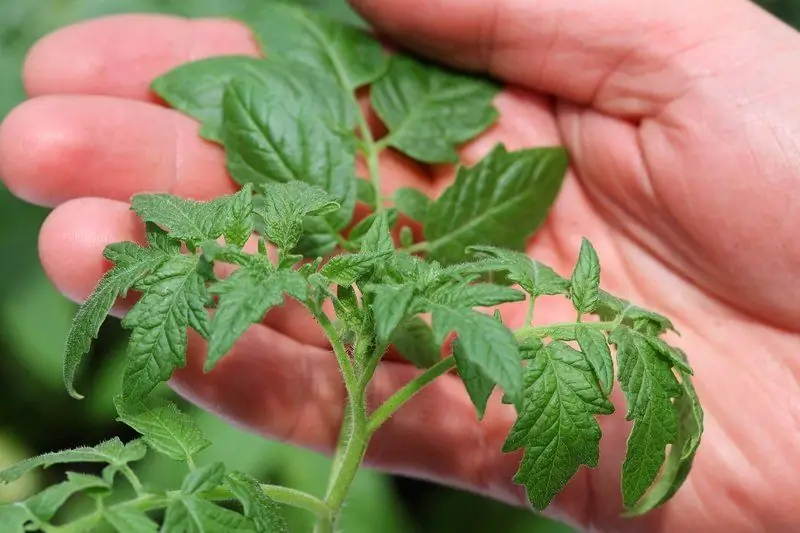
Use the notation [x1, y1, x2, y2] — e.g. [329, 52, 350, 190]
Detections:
[226, 472, 289, 533]
[390, 317, 441, 369]
[468, 246, 570, 297]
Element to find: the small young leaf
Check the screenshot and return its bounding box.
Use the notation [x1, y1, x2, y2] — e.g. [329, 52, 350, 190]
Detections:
[356, 178, 377, 209]
[570, 238, 601, 315]
[430, 306, 523, 407]
[371, 55, 500, 164]
[104, 506, 159, 533]
[347, 208, 399, 245]
[575, 325, 614, 396]
[453, 339, 495, 420]
[182, 462, 226, 495]
[256, 182, 340, 251]
[115, 397, 211, 463]
[427, 282, 525, 308]
[359, 210, 394, 254]
[391, 187, 430, 223]
[399, 226, 414, 249]
[0, 438, 146, 484]
[425, 145, 568, 264]
[222, 77, 357, 244]
[609, 326, 682, 508]
[625, 366, 703, 516]
[468, 246, 570, 297]
[592, 291, 676, 335]
[504, 341, 614, 510]
[320, 252, 391, 286]
[23, 473, 108, 522]
[369, 284, 416, 345]
[226, 471, 289, 533]
[121, 254, 211, 401]
[162, 497, 257, 533]
[151, 56, 354, 142]
[390, 317, 441, 369]
[251, 2, 387, 91]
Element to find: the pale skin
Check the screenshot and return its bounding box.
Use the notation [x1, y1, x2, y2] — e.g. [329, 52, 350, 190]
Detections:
[0, 0, 798, 531]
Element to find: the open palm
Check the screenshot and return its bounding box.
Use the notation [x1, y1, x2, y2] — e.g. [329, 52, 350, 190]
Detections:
[1, 1, 799, 532]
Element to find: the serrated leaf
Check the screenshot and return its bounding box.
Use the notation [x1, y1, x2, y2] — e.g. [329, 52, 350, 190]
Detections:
[24, 473, 108, 522]
[390, 317, 441, 369]
[130, 187, 253, 247]
[504, 341, 614, 510]
[222, 77, 356, 251]
[162, 497, 257, 533]
[183, 462, 226, 495]
[64, 238, 172, 399]
[206, 259, 304, 370]
[609, 326, 682, 508]
[347, 208, 399, 244]
[453, 339, 495, 420]
[333, 284, 361, 327]
[151, 56, 354, 143]
[320, 252, 391, 286]
[372, 55, 500, 163]
[115, 397, 210, 463]
[0, 438, 146, 484]
[104, 506, 159, 533]
[256, 182, 340, 251]
[369, 284, 416, 345]
[625, 365, 703, 515]
[575, 325, 614, 396]
[359, 210, 394, 254]
[427, 282, 525, 308]
[391, 187, 430, 223]
[570, 238, 601, 314]
[121, 254, 210, 401]
[468, 246, 570, 297]
[226, 472, 289, 533]
[430, 306, 523, 407]
[425, 145, 568, 264]
[251, 2, 387, 91]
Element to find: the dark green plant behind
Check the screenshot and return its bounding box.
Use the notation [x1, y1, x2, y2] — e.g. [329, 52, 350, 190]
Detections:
[0, 0, 795, 531]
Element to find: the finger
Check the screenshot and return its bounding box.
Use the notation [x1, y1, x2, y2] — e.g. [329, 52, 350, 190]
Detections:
[0, 94, 431, 208]
[24, 14, 258, 102]
[350, 0, 794, 118]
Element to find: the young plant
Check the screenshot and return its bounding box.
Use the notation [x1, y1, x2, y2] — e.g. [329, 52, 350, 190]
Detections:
[0, 4, 703, 532]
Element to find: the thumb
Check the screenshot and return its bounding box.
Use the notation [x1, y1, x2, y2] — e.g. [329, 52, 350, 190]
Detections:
[350, 0, 795, 118]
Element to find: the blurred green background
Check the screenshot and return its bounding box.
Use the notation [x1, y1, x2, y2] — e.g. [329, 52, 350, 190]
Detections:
[0, 1, 796, 531]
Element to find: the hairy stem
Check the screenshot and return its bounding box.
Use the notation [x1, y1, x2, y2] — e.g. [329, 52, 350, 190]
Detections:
[120, 464, 144, 496]
[367, 357, 456, 434]
[311, 304, 358, 400]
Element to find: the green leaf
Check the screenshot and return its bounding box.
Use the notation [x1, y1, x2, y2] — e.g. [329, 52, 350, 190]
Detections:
[369, 284, 416, 345]
[625, 365, 703, 515]
[115, 397, 211, 463]
[0, 504, 30, 533]
[592, 291, 676, 335]
[347, 208, 399, 245]
[121, 254, 211, 401]
[427, 282, 525, 308]
[609, 326, 682, 508]
[372, 55, 500, 163]
[222, 77, 356, 250]
[391, 187, 430, 223]
[453, 339, 495, 420]
[256, 182, 339, 251]
[24, 473, 108, 522]
[151, 56, 354, 143]
[359, 210, 394, 254]
[570, 238, 601, 314]
[467, 246, 570, 297]
[0, 438, 145, 484]
[333, 284, 361, 328]
[183, 462, 226, 495]
[226, 471, 289, 533]
[575, 325, 614, 396]
[162, 497, 257, 533]
[64, 236, 172, 399]
[206, 258, 306, 370]
[430, 306, 523, 408]
[643, 335, 694, 375]
[320, 252, 391, 286]
[130, 186, 253, 247]
[424, 145, 568, 264]
[504, 341, 614, 510]
[251, 2, 387, 91]
[356, 178, 377, 209]
[104, 506, 159, 533]
[390, 317, 441, 369]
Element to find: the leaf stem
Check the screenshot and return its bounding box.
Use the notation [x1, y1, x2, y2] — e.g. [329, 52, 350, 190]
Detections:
[525, 296, 536, 326]
[311, 304, 358, 400]
[399, 241, 429, 254]
[120, 464, 144, 495]
[367, 357, 456, 434]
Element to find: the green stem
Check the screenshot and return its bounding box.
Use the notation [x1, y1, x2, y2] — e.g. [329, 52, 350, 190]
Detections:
[367, 357, 456, 434]
[120, 465, 144, 495]
[399, 241, 429, 254]
[525, 296, 536, 326]
[311, 304, 358, 400]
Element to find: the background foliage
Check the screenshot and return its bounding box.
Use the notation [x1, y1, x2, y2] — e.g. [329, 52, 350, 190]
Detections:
[0, 1, 796, 531]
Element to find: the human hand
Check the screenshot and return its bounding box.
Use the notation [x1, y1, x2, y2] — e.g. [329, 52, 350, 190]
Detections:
[1, 1, 799, 532]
